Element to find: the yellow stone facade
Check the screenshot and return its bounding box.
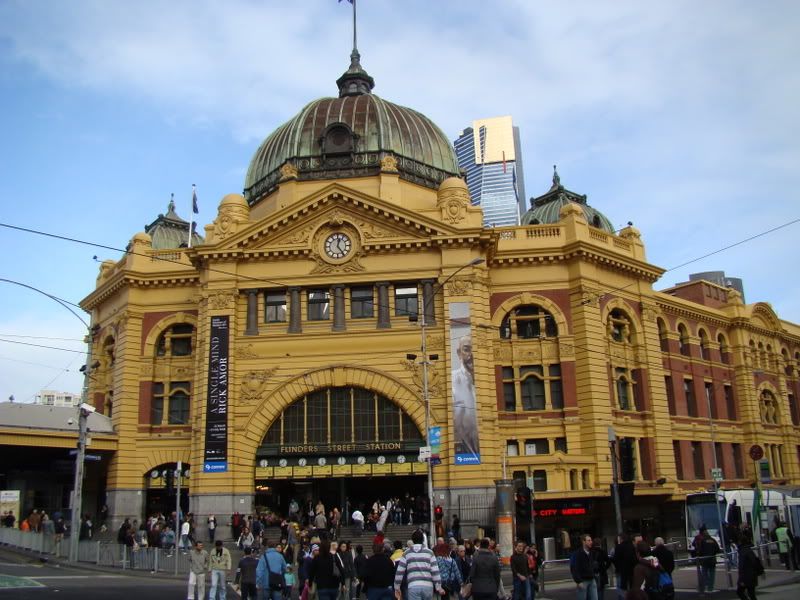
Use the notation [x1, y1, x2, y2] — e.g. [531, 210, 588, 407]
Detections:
[79, 164, 800, 540]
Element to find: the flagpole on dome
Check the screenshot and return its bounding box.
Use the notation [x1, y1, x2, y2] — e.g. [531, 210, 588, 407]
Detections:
[188, 184, 198, 248]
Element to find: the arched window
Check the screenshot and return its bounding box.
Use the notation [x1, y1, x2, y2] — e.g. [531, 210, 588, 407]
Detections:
[677, 324, 690, 356]
[698, 329, 711, 361]
[657, 318, 669, 353]
[615, 367, 634, 410]
[156, 323, 194, 357]
[718, 334, 731, 364]
[608, 309, 634, 344]
[760, 390, 780, 425]
[500, 305, 558, 340]
[782, 349, 792, 377]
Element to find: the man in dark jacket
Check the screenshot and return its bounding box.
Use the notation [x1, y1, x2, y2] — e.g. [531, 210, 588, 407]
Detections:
[697, 529, 721, 594]
[736, 534, 763, 600]
[611, 533, 636, 595]
[510, 541, 531, 600]
[652, 537, 675, 575]
[468, 538, 500, 600]
[570, 535, 597, 600]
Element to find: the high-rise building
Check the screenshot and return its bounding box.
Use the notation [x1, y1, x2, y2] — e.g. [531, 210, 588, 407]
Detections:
[454, 116, 526, 226]
[33, 389, 80, 407]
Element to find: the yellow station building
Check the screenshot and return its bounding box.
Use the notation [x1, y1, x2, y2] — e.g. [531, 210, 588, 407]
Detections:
[67, 51, 800, 542]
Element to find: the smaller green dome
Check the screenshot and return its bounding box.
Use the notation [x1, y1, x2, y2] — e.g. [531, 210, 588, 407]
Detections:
[143, 196, 204, 249]
[521, 166, 614, 233]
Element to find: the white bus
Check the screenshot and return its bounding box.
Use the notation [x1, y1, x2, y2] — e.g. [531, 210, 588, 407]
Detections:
[685, 488, 800, 549]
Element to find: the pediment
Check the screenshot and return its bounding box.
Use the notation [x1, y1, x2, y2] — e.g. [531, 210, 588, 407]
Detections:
[751, 302, 783, 332]
[213, 184, 464, 254]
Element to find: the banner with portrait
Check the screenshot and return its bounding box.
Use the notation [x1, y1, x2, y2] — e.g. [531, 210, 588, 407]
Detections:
[449, 302, 480, 465]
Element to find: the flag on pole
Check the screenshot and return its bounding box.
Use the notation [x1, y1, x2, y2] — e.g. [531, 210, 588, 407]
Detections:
[502, 151, 507, 174]
[339, 0, 353, 4]
[192, 185, 199, 214]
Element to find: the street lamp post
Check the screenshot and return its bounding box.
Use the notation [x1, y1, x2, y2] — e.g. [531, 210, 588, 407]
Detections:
[413, 257, 484, 546]
[706, 392, 734, 588]
[0, 278, 96, 563]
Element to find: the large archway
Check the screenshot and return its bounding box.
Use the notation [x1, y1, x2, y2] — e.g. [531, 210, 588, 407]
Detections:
[253, 385, 428, 527]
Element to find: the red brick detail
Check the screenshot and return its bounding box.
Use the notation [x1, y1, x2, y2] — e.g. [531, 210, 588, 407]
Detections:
[138, 381, 152, 424]
[639, 438, 655, 480]
[140, 310, 198, 348]
[489, 289, 572, 321]
[561, 361, 577, 408]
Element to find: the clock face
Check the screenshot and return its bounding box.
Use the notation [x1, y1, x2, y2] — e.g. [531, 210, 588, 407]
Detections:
[337, 456, 346, 465]
[318, 457, 327, 466]
[377, 455, 386, 464]
[357, 456, 366, 465]
[298, 458, 307, 467]
[258, 459, 268, 468]
[324, 232, 352, 259]
[279, 458, 288, 468]
[397, 455, 406, 464]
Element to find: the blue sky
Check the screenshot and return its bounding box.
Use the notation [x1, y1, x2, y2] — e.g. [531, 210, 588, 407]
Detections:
[1, 0, 798, 402]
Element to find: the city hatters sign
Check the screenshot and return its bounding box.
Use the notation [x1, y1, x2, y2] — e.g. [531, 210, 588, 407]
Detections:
[203, 316, 229, 473]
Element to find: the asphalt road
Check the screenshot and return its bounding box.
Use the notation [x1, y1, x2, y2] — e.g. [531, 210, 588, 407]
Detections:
[0, 550, 189, 599]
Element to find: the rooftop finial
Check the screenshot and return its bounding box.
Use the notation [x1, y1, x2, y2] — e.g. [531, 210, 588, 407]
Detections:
[336, 0, 374, 97]
[551, 165, 561, 190]
[168, 193, 176, 214]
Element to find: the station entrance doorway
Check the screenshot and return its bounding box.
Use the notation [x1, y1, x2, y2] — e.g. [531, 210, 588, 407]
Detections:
[255, 474, 426, 523]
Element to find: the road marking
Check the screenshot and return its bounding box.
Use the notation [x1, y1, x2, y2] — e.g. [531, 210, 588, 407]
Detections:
[0, 574, 45, 588]
[31, 575, 126, 580]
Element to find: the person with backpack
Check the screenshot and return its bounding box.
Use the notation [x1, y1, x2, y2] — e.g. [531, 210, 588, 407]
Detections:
[697, 528, 721, 595]
[510, 541, 531, 600]
[736, 533, 764, 600]
[569, 534, 597, 600]
[436, 541, 463, 600]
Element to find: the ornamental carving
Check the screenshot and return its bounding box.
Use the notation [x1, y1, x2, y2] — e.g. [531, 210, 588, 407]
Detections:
[437, 184, 470, 225]
[446, 277, 472, 296]
[213, 213, 235, 241]
[140, 364, 154, 377]
[310, 252, 366, 274]
[494, 346, 513, 362]
[380, 155, 399, 173]
[272, 223, 316, 246]
[427, 334, 445, 349]
[357, 221, 394, 240]
[235, 344, 261, 360]
[207, 291, 236, 310]
[279, 162, 299, 181]
[560, 343, 575, 359]
[402, 359, 442, 398]
[241, 368, 279, 403]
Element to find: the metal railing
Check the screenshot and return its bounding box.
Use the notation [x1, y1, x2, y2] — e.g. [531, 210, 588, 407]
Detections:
[537, 541, 779, 594]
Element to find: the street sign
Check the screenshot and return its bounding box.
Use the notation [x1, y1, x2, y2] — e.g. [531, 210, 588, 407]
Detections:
[418, 446, 431, 460]
[749, 444, 764, 461]
[758, 459, 771, 484]
[710, 467, 723, 482]
[69, 450, 102, 462]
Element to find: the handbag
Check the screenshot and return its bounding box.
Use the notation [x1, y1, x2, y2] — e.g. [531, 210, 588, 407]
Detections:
[301, 580, 310, 600]
[269, 570, 285, 590]
[460, 582, 472, 599]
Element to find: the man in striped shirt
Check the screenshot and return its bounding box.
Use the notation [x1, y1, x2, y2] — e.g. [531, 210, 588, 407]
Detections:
[394, 530, 445, 600]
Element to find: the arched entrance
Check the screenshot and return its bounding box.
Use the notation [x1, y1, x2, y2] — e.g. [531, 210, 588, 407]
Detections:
[254, 385, 428, 526]
[145, 463, 190, 518]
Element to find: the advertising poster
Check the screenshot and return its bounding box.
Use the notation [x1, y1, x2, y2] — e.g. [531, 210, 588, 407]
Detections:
[204, 316, 229, 473]
[449, 302, 480, 465]
[429, 426, 442, 466]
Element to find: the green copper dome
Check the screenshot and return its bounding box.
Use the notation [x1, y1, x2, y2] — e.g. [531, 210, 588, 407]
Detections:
[521, 166, 615, 233]
[244, 52, 460, 205]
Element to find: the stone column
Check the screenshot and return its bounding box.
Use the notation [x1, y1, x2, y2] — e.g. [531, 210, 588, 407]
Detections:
[288, 287, 302, 333]
[245, 290, 259, 335]
[494, 479, 515, 565]
[332, 285, 346, 331]
[422, 279, 436, 325]
[376, 282, 391, 329]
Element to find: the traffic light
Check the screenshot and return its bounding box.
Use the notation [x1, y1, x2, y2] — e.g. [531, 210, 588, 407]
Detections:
[434, 505, 444, 521]
[515, 486, 532, 521]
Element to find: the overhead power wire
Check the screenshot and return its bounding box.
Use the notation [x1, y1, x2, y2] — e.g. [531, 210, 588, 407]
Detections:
[0, 338, 86, 354]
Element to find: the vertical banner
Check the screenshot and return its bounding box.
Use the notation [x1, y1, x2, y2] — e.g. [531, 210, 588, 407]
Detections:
[449, 302, 480, 465]
[429, 426, 442, 466]
[203, 316, 229, 473]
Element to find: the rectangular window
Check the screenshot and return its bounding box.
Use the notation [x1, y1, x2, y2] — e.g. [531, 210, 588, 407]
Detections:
[724, 385, 736, 420]
[377, 396, 401, 441]
[394, 285, 418, 318]
[524, 438, 549, 455]
[685, 379, 697, 417]
[714, 442, 724, 478]
[306, 391, 327, 443]
[619, 437, 636, 481]
[532, 469, 548, 492]
[283, 402, 304, 444]
[330, 387, 351, 443]
[549, 364, 563, 409]
[265, 291, 287, 322]
[665, 376, 676, 415]
[353, 389, 375, 442]
[691, 441, 704, 479]
[520, 366, 545, 410]
[502, 367, 515, 411]
[168, 382, 190, 425]
[151, 383, 164, 425]
[506, 441, 519, 457]
[732, 443, 743, 478]
[789, 393, 799, 426]
[705, 382, 717, 419]
[307, 289, 330, 321]
[350, 287, 374, 319]
[616, 368, 631, 410]
[554, 437, 568, 453]
[673, 440, 683, 479]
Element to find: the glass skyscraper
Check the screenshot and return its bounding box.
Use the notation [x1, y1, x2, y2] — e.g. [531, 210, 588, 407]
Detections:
[454, 116, 526, 227]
